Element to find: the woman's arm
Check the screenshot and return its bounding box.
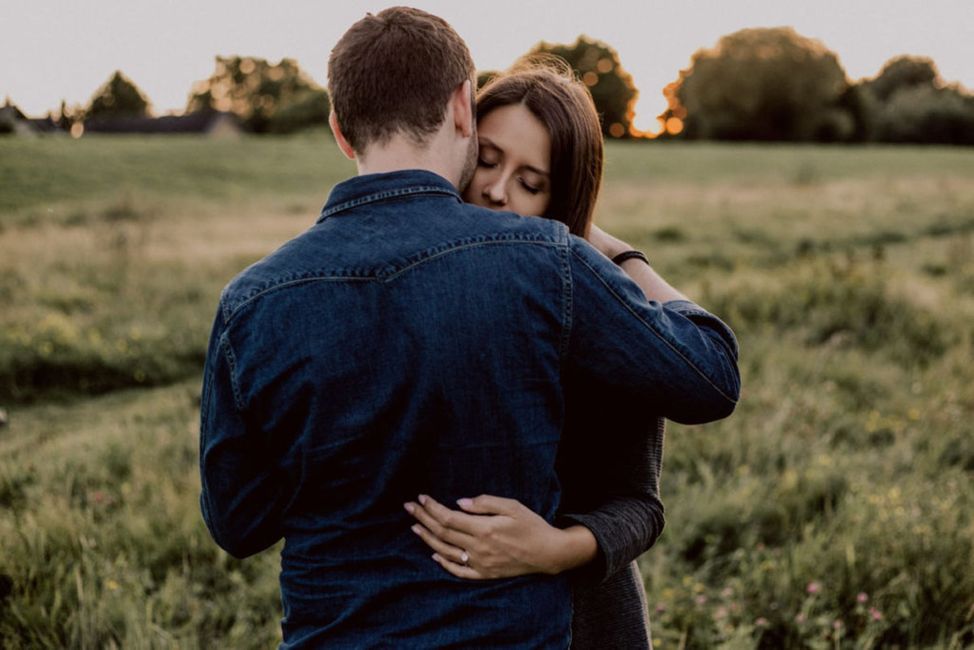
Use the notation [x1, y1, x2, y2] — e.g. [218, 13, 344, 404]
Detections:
[405, 402, 665, 582]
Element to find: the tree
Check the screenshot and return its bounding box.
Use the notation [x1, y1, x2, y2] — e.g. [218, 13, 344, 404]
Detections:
[85, 71, 151, 120]
[530, 36, 638, 138]
[186, 56, 327, 133]
[873, 85, 974, 145]
[864, 56, 939, 102]
[664, 28, 851, 141]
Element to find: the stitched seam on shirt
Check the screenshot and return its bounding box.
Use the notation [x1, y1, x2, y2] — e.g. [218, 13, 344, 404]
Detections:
[225, 276, 373, 325]
[571, 247, 739, 405]
[380, 239, 560, 282]
[559, 242, 573, 361]
[222, 238, 557, 323]
[219, 331, 245, 411]
[318, 186, 459, 220]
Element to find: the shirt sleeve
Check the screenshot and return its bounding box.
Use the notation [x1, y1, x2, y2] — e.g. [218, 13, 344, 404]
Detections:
[566, 237, 740, 424]
[198, 307, 287, 559]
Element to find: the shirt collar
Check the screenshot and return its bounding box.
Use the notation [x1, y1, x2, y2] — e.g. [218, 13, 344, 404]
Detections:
[318, 169, 462, 222]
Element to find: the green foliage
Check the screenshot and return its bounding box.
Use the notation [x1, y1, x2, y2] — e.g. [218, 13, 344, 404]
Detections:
[669, 28, 851, 142]
[530, 36, 637, 138]
[85, 71, 151, 120]
[186, 56, 328, 133]
[874, 85, 974, 145]
[266, 89, 330, 134]
[864, 55, 940, 103]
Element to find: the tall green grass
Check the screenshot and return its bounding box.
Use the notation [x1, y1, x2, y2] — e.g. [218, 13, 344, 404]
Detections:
[1, 135, 972, 648]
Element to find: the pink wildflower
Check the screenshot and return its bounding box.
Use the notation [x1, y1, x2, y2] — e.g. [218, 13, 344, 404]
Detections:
[856, 592, 869, 604]
[833, 619, 844, 631]
[655, 602, 667, 614]
[869, 607, 883, 621]
[755, 617, 769, 628]
[795, 613, 806, 624]
[694, 594, 708, 606]
[806, 581, 822, 594]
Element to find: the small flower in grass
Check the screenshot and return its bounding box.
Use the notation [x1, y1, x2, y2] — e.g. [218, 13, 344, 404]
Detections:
[856, 592, 869, 604]
[755, 617, 769, 628]
[90, 490, 114, 507]
[795, 613, 806, 624]
[869, 607, 883, 621]
[694, 594, 708, 606]
[105, 579, 120, 591]
[655, 602, 667, 614]
[721, 587, 734, 599]
[806, 581, 822, 594]
[833, 619, 844, 631]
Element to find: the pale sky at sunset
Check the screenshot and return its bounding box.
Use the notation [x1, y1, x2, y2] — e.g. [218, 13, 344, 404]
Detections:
[2, 0, 971, 131]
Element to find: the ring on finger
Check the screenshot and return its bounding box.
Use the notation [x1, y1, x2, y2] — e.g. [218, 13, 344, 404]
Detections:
[460, 550, 470, 566]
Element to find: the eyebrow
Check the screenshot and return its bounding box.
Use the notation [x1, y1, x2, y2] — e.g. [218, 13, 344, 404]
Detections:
[479, 137, 550, 177]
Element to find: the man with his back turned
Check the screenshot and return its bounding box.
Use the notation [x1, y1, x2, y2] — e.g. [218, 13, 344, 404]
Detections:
[199, 7, 740, 648]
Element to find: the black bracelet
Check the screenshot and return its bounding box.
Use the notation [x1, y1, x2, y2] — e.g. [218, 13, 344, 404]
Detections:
[612, 250, 650, 266]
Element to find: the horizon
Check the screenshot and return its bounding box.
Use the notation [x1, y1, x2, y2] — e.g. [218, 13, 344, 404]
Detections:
[2, 1, 972, 130]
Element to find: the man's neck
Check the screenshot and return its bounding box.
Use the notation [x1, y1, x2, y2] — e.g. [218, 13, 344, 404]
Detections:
[355, 135, 459, 188]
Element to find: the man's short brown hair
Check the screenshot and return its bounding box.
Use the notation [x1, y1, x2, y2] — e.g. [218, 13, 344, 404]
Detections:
[328, 7, 475, 154]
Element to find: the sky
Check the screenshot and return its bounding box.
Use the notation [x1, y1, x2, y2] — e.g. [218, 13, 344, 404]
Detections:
[2, 0, 972, 131]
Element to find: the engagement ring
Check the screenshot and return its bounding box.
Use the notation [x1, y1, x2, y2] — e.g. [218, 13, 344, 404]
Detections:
[460, 551, 470, 566]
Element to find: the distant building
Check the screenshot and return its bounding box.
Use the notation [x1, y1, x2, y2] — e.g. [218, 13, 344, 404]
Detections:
[0, 101, 65, 136]
[83, 111, 242, 138]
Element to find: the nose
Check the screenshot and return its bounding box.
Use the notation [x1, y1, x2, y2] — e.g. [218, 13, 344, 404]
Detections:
[482, 180, 507, 206]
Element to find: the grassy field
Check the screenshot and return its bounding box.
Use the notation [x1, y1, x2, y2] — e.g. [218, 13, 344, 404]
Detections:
[1, 135, 972, 648]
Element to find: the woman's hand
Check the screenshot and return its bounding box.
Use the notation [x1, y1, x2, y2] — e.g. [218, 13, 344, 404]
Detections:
[403, 494, 597, 580]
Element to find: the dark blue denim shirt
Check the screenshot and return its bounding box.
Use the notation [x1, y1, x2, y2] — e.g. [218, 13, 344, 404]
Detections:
[199, 169, 739, 648]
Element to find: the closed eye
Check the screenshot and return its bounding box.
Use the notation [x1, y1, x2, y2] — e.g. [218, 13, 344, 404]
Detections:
[518, 177, 542, 195]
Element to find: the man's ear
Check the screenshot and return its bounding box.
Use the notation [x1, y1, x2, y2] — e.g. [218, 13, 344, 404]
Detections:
[451, 79, 474, 139]
[329, 111, 356, 160]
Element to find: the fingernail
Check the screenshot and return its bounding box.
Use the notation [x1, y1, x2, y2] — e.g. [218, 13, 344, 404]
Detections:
[411, 524, 421, 534]
[432, 553, 442, 562]
[403, 503, 415, 514]
[457, 498, 473, 509]
[418, 494, 428, 505]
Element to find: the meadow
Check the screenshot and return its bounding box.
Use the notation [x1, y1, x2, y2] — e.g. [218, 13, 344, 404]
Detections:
[1, 134, 972, 649]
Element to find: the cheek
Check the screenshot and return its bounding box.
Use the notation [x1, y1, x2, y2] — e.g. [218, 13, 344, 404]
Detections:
[462, 170, 489, 206]
[508, 193, 550, 219]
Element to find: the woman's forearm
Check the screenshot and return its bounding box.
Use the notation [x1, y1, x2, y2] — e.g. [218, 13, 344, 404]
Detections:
[544, 524, 599, 574]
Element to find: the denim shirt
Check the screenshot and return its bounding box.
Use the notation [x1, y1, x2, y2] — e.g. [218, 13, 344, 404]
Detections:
[199, 169, 740, 649]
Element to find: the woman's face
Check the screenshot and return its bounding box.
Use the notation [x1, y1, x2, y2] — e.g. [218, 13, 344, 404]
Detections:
[463, 103, 551, 217]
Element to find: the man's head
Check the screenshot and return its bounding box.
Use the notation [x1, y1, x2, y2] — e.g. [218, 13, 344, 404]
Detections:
[328, 7, 478, 187]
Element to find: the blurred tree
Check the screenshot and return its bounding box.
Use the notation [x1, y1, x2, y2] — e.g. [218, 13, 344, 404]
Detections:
[85, 71, 151, 120]
[873, 85, 974, 145]
[664, 27, 851, 141]
[530, 36, 638, 138]
[849, 55, 974, 145]
[266, 89, 330, 134]
[56, 100, 86, 132]
[186, 56, 328, 133]
[864, 56, 939, 102]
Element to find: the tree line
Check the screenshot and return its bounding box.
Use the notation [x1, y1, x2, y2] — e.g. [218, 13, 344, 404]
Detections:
[37, 27, 974, 144]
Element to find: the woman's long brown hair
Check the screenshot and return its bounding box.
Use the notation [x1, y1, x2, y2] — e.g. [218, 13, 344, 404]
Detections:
[476, 58, 604, 237]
